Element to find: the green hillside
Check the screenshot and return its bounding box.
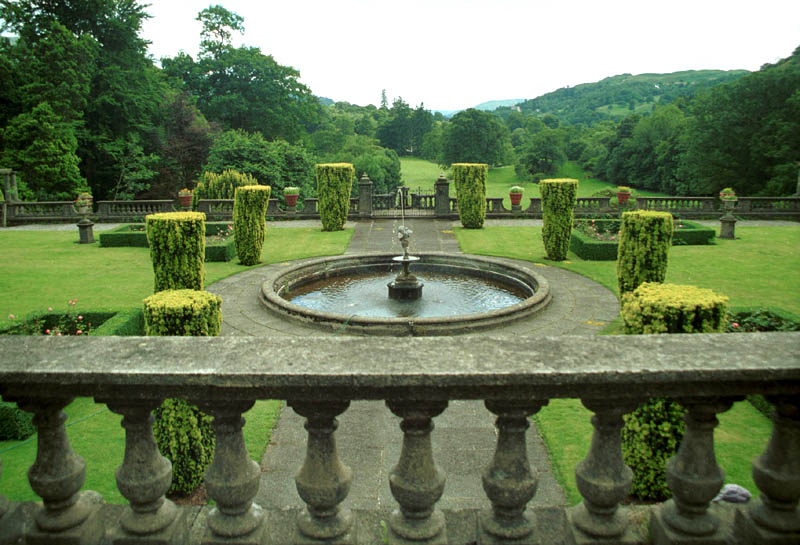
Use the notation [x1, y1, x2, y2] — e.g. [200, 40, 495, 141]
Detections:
[509, 70, 749, 125]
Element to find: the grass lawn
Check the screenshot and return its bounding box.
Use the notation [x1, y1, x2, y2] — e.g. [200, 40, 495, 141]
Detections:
[0, 225, 351, 502]
[455, 224, 799, 504]
[401, 157, 669, 209]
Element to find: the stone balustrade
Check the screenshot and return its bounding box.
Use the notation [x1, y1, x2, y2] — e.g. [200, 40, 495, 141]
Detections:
[0, 332, 797, 544]
[96, 200, 176, 220]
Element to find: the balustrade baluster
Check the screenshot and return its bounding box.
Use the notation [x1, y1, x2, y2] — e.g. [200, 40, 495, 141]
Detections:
[16, 396, 104, 544]
[199, 400, 264, 543]
[385, 399, 448, 545]
[568, 400, 638, 544]
[736, 395, 800, 544]
[479, 399, 547, 544]
[651, 397, 738, 545]
[0, 457, 23, 543]
[290, 400, 354, 544]
[103, 398, 183, 543]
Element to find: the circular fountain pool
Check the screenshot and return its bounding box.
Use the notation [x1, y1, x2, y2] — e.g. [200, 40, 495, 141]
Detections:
[259, 253, 551, 336]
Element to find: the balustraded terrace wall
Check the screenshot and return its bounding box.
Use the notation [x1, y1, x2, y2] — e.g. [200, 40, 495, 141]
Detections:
[0, 333, 797, 544]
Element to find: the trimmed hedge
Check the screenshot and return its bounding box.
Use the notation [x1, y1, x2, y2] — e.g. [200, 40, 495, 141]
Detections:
[153, 398, 215, 496]
[622, 398, 686, 501]
[144, 289, 220, 496]
[233, 185, 271, 266]
[540, 178, 578, 261]
[452, 163, 488, 229]
[142, 289, 222, 336]
[617, 211, 672, 294]
[570, 219, 715, 260]
[146, 212, 206, 292]
[206, 236, 236, 262]
[0, 401, 35, 440]
[316, 163, 354, 232]
[91, 308, 144, 336]
[191, 170, 259, 209]
[621, 282, 729, 335]
[101, 222, 233, 248]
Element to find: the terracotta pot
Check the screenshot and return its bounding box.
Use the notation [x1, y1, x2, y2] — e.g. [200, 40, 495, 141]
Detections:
[178, 194, 192, 208]
[285, 194, 299, 207]
[617, 192, 630, 204]
[510, 193, 523, 206]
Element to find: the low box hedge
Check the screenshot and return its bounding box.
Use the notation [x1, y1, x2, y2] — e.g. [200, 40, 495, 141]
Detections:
[0, 308, 143, 336]
[99, 222, 236, 262]
[570, 219, 716, 260]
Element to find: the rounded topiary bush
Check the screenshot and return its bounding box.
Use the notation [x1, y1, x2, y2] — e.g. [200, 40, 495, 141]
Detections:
[621, 282, 729, 334]
[233, 185, 271, 266]
[142, 289, 222, 336]
[153, 398, 215, 496]
[452, 163, 488, 229]
[146, 212, 206, 292]
[540, 178, 578, 260]
[617, 210, 673, 294]
[316, 163, 354, 232]
[622, 398, 686, 501]
[0, 401, 35, 440]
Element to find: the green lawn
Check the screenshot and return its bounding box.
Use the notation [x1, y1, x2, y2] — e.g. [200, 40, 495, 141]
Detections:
[455, 224, 798, 504]
[0, 225, 351, 502]
[401, 157, 669, 209]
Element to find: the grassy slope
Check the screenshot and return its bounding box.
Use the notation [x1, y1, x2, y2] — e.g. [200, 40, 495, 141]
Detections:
[400, 157, 669, 209]
[455, 225, 799, 504]
[0, 226, 351, 502]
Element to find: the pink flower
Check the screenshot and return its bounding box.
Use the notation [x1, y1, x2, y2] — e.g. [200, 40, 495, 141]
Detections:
[56, 332, 62, 336]
[45, 329, 50, 334]
[77, 315, 83, 321]
[48, 307, 53, 311]
[76, 330, 82, 335]
[8, 314, 14, 320]
[732, 323, 739, 328]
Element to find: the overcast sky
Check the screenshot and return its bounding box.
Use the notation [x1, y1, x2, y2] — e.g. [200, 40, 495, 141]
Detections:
[141, 0, 800, 111]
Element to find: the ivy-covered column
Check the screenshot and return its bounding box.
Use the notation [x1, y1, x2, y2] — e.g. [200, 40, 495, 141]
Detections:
[736, 395, 800, 544]
[650, 398, 737, 545]
[290, 400, 354, 543]
[385, 399, 448, 545]
[479, 399, 548, 544]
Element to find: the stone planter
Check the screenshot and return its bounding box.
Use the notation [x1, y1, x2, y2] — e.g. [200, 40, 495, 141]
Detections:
[617, 192, 631, 204]
[285, 194, 299, 207]
[178, 194, 193, 208]
[509, 193, 523, 206]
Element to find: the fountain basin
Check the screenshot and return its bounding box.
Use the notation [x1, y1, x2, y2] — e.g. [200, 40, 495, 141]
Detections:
[259, 252, 551, 336]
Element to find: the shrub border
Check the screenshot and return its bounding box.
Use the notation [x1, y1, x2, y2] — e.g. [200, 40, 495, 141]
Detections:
[98, 223, 236, 262]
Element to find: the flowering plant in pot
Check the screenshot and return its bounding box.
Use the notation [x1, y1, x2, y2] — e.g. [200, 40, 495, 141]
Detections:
[509, 186, 524, 206]
[73, 191, 93, 216]
[177, 188, 193, 208]
[284, 186, 300, 207]
[719, 187, 737, 211]
[616, 186, 632, 204]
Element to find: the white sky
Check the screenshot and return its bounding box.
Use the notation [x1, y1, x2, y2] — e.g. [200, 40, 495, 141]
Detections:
[141, 0, 800, 111]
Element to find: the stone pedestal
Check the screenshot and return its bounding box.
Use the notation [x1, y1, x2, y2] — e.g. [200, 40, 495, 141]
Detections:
[358, 174, 373, 218]
[719, 217, 736, 240]
[78, 218, 95, 244]
[434, 175, 450, 217]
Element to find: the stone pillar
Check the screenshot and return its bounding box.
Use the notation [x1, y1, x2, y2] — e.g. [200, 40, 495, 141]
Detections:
[479, 399, 548, 544]
[104, 398, 183, 543]
[199, 399, 265, 543]
[290, 400, 354, 544]
[17, 396, 104, 544]
[385, 399, 448, 545]
[77, 218, 95, 244]
[719, 217, 736, 240]
[735, 395, 800, 544]
[358, 173, 373, 218]
[434, 175, 450, 217]
[651, 398, 736, 545]
[568, 400, 638, 544]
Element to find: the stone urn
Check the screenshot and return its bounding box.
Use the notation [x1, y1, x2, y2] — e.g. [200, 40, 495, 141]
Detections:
[617, 187, 631, 204]
[178, 191, 193, 209]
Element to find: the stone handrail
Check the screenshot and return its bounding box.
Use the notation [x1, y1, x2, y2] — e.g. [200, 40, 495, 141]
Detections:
[635, 196, 717, 217]
[0, 333, 797, 544]
[4, 200, 81, 221]
[95, 200, 175, 220]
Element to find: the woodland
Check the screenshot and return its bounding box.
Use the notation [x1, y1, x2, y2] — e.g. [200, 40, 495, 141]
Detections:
[0, 1, 797, 202]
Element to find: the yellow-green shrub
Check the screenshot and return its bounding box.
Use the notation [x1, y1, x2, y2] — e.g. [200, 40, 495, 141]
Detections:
[617, 211, 673, 294]
[316, 163, 354, 231]
[143, 288, 221, 495]
[233, 185, 271, 265]
[146, 212, 205, 292]
[142, 289, 222, 336]
[452, 163, 488, 229]
[620, 282, 728, 501]
[191, 170, 259, 209]
[621, 282, 729, 334]
[540, 178, 578, 260]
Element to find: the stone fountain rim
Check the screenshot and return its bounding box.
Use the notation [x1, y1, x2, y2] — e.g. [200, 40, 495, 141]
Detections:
[259, 252, 552, 336]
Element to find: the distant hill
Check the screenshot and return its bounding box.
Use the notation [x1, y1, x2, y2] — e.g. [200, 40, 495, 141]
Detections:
[434, 98, 524, 118]
[512, 70, 749, 125]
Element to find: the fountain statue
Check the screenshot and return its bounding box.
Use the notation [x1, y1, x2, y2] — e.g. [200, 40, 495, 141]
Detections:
[388, 225, 423, 300]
